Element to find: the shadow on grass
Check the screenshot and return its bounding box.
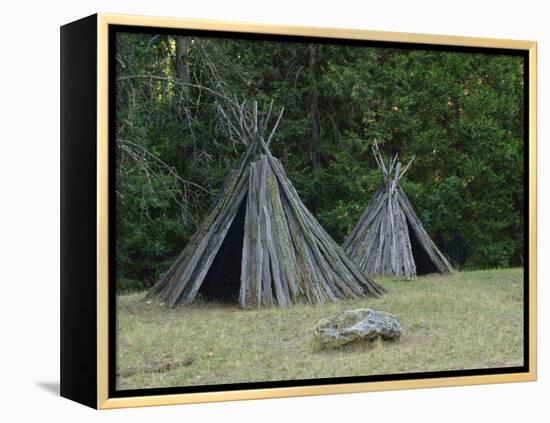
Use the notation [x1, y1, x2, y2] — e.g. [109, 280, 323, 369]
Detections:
[312, 336, 404, 354]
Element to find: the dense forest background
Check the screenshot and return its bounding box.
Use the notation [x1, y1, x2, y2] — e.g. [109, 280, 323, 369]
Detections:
[115, 32, 524, 293]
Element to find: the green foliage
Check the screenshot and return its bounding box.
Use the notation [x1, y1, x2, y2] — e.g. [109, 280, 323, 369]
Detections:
[115, 32, 525, 292]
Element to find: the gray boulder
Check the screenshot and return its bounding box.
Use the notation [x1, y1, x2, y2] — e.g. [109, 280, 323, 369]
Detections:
[314, 308, 402, 349]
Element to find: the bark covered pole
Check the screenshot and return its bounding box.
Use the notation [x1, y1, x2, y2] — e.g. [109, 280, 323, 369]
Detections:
[308, 44, 322, 214]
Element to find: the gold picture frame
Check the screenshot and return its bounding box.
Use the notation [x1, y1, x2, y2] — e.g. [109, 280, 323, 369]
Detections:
[61, 13, 537, 409]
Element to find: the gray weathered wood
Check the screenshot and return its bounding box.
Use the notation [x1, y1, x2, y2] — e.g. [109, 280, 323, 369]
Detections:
[343, 141, 453, 279]
[151, 101, 384, 307]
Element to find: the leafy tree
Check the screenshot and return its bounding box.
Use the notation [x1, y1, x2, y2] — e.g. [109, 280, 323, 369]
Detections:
[115, 32, 525, 292]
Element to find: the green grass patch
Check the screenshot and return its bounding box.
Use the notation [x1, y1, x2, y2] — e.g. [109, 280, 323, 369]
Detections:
[116, 268, 524, 390]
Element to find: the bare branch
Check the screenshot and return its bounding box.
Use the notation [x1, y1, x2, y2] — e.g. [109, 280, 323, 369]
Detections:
[118, 138, 211, 194]
[117, 75, 240, 108]
[253, 100, 258, 134]
[398, 155, 416, 181]
[266, 107, 285, 146]
[371, 140, 389, 181]
[262, 99, 274, 134]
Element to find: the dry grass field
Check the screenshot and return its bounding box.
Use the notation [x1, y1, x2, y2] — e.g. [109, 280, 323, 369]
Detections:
[116, 268, 524, 390]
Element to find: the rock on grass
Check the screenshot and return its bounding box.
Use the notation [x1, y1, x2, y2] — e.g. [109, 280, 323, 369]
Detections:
[314, 308, 402, 349]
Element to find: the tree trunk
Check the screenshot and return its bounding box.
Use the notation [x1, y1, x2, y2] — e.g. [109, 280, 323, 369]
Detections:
[175, 36, 191, 129]
[175, 36, 190, 85]
[308, 44, 321, 214]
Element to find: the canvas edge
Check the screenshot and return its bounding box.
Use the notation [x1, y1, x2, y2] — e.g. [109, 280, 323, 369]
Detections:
[94, 13, 538, 410]
[60, 13, 99, 409]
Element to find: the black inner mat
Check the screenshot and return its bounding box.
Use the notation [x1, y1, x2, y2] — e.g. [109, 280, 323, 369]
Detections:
[198, 197, 247, 302]
[407, 219, 437, 275]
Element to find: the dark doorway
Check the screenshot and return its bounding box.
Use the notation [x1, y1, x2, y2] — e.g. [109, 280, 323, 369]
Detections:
[406, 219, 437, 275]
[198, 197, 247, 303]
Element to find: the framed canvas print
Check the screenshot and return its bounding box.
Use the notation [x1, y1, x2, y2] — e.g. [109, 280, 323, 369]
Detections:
[60, 13, 537, 409]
